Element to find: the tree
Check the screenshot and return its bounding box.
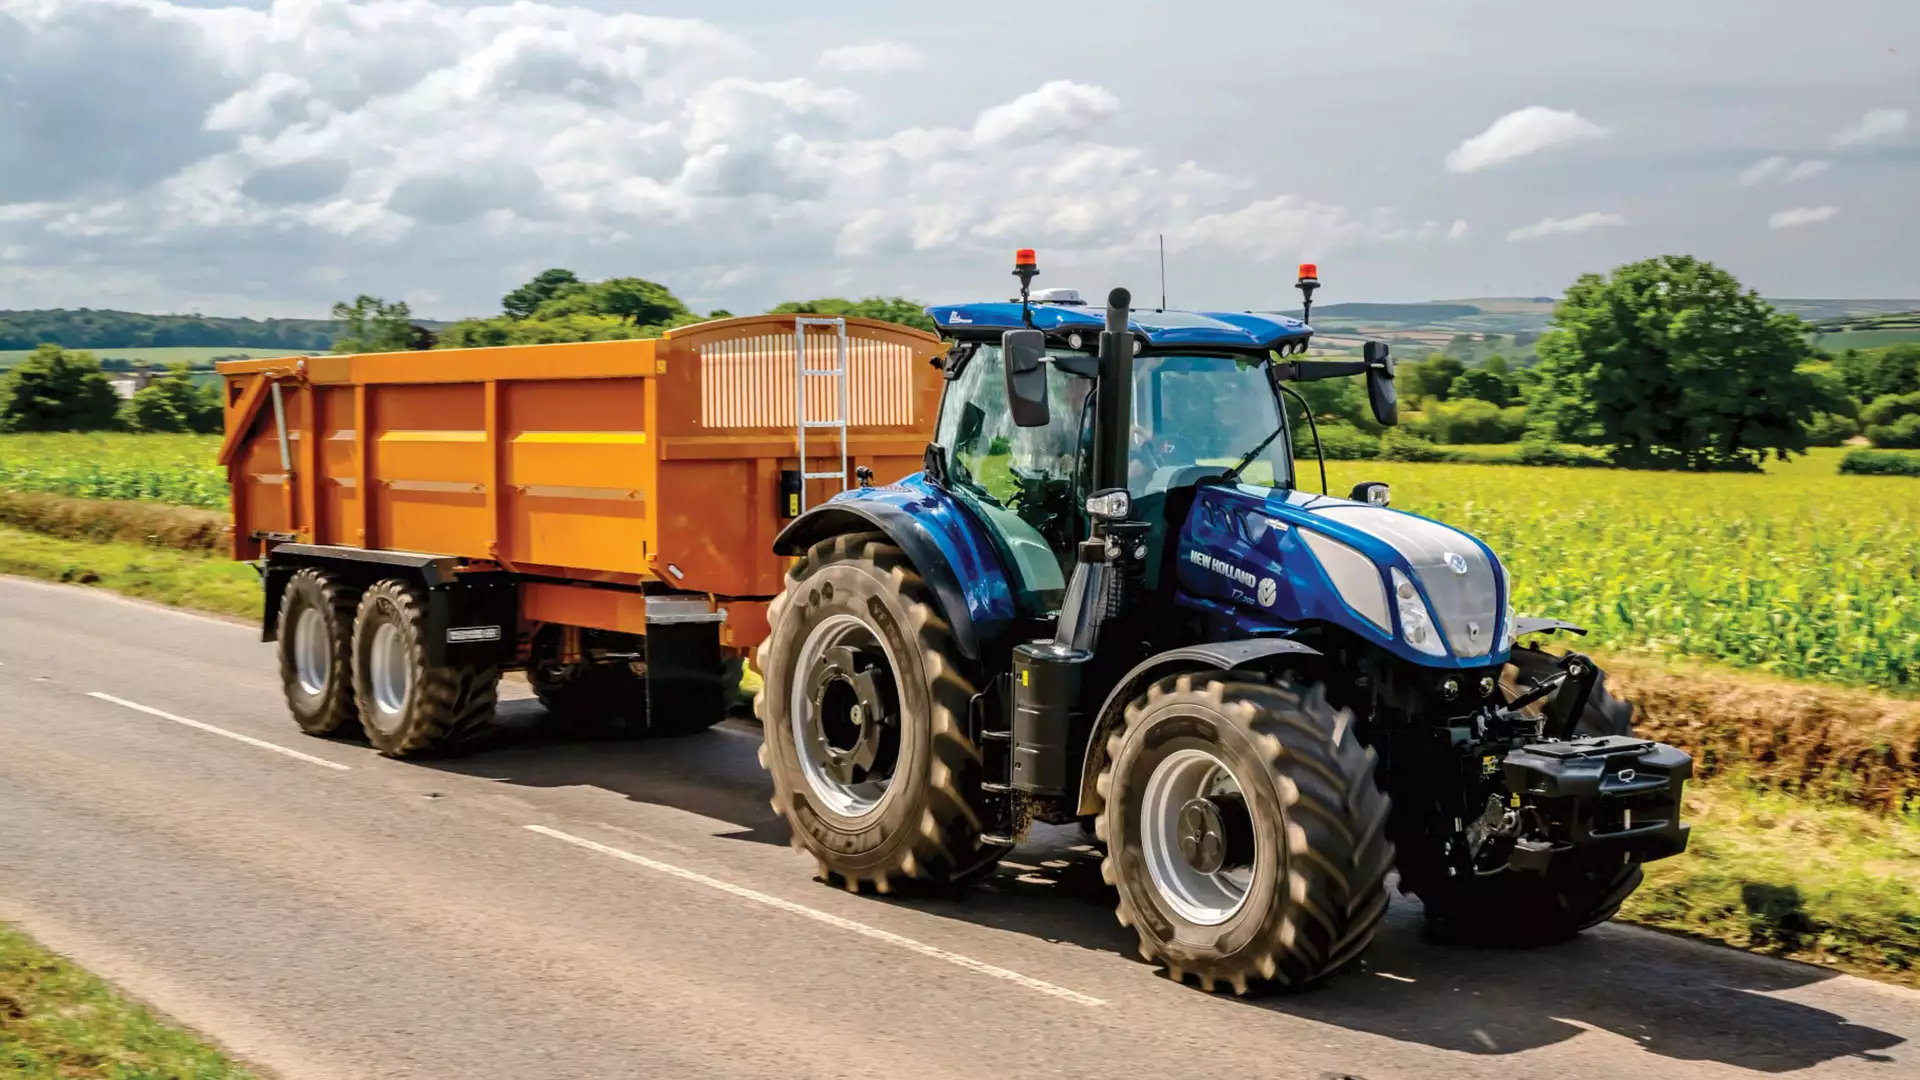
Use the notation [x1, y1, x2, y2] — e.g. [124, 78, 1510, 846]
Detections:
[1450, 367, 1513, 407]
[1833, 343, 1920, 400]
[502, 269, 582, 320]
[1530, 255, 1819, 470]
[768, 297, 937, 334]
[123, 363, 222, 433]
[0, 344, 120, 432]
[1399, 355, 1465, 402]
[532, 277, 692, 326]
[330, 295, 418, 354]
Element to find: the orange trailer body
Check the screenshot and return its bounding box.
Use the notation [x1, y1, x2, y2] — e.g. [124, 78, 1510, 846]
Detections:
[216, 315, 948, 654]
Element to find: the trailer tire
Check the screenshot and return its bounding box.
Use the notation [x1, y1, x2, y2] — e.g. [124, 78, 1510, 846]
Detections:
[1096, 672, 1394, 994]
[1408, 647, 1642, 945]
[351, 578, 498, 758]
[754, 532, 1002, 894]
[277, 568, 360, 738]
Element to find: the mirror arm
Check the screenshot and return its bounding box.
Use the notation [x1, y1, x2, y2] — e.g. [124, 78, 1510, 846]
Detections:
[1271, 358, 1371, 382]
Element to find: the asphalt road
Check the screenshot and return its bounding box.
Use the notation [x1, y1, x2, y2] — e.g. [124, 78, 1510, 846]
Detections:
[2, 574, 1916, 1080]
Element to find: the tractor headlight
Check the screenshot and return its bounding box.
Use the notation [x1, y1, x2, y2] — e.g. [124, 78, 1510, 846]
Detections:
[1391, 568, 1448, 657]
[1494, 561, 1515, 654]
[1085, 488, 1131, 521]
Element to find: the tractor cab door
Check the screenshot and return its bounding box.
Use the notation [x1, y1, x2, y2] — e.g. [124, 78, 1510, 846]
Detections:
[932, 343, 1093, 615]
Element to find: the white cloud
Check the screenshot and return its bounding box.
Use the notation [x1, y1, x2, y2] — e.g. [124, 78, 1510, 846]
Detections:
[971, 80, 1119, 145]
[1738, 156, 1787, 185]
[0, 0, 1451, 315]
[1739, 156, 1831, 185]
[817, 41, 924, 74]
[1445, 107, 1609, 173]
[1447, 219, 1470, 241]
[1768, 205, 1838, 229]
[1504, 211, 1626, 242]
[1833, 108, 1908, 147]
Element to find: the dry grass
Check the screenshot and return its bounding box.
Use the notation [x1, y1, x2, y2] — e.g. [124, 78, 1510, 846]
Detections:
[1592, 652, 1920, 814]
[0, 489, 228, 553]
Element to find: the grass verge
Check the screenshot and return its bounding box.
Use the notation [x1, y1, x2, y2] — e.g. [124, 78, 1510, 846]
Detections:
[0, 490, 228, 552]
[0, 524, 257, 618]
[1623, 779, 1920, 986]
[1, 921, 256, 1079]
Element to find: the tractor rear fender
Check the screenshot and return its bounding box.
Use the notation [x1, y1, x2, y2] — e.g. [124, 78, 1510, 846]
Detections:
[1075, 638, 1323, 815]
[772, 487, 1019, 661]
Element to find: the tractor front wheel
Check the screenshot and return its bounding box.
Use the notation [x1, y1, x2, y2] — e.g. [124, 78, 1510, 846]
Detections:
[755, 532, 1003, 893]
[1096, 673, 1395, 993]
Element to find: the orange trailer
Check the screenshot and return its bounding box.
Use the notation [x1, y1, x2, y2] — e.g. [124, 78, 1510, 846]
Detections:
[216, 315, 948, 756]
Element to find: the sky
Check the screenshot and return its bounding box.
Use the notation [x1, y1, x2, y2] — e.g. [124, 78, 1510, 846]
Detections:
[0, 0, 1915, 320]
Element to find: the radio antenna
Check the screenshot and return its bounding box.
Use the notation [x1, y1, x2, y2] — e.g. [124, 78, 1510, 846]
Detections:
[1158, 234, 1167, 311]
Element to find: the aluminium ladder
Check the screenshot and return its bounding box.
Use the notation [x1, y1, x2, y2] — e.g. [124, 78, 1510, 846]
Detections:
[793, 317, 851, 513]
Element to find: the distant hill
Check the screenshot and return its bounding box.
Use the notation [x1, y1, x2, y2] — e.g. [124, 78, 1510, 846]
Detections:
[0, 309, 339, 353]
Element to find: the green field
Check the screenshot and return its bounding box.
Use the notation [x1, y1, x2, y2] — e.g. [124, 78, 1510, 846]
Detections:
[0, 433, 226, 508]
[0, 345, 308, 368]
[1811, 329, 1920, 351]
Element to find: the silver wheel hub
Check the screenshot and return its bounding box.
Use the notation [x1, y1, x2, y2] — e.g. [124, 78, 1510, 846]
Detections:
[366, 621, 412, 733]
[1141, 747, 1258, 926]
[789, 614, 901, 820]
[293, 606, 329, 696]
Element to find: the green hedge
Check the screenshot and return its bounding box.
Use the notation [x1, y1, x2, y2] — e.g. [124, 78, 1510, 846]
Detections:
[1838, 449, 1920, 477]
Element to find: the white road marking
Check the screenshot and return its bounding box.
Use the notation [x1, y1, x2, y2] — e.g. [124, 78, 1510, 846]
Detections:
[525, 824, 1106, 1007]
[88, 693, 351, 772]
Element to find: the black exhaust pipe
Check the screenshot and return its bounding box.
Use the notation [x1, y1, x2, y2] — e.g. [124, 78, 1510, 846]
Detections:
[1092, 287, 1132, 493]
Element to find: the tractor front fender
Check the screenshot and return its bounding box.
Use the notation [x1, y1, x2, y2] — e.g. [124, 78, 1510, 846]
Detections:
[773, 481, 1019, 660]
[1074, 638, 1322, 815]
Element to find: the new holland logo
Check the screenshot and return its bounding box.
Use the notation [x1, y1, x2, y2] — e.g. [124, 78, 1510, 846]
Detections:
[1444, 552, 1470, 575]
[1190, 550, 1276, 607]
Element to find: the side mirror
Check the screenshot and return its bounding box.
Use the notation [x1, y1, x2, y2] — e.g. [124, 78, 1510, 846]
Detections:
[1003, 329, 1050, 428]
[1364, 340, 1398, 427]
[1349, 481, 1391, 506]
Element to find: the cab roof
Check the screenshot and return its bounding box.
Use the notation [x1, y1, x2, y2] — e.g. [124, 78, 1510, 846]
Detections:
[925, 301, 1313, 353]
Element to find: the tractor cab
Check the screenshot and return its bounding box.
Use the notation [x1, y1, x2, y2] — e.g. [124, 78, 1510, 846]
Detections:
[923, 253, 1397, 618]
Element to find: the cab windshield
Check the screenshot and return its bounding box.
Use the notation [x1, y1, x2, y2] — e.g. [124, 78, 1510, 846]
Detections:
[1129, 354, 1292, 494]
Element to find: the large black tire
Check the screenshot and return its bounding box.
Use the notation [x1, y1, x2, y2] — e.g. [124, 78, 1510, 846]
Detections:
[1409, 646, 1642, 946]
[351, 578, 499, 758]
[277, 568, 360, 737]
[1095, 673, 1394, 994]
[754, 532, 1002, 893]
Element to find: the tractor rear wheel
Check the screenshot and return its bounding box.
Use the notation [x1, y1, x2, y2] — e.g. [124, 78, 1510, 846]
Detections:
[1095, 672, 1395, 993]
[278, 568, 360, 737]
[755, 532, 1003, 894]
[351, 578, 499, 758]
[1409, 647, 1642, 945]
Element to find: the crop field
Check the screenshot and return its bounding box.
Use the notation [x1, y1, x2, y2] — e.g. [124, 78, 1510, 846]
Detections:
[0, 434, 1915, 690]
[0, 346, 308, 368]
[1320, 456, 1920, 690]
[0, 433, 225, 509]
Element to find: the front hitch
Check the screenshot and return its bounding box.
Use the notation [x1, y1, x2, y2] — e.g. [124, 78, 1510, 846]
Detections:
[1497, 735, 1693, 872]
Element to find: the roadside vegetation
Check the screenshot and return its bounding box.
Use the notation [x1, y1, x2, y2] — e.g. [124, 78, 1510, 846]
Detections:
[0, 922, 256, 1079]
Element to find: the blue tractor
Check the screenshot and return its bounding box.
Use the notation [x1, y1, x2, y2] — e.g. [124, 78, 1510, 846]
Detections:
[756, 252, 1692, 993]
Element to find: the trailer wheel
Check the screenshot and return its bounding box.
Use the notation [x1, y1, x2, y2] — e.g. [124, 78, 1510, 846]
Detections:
[277, 568, 359, 737]
[1096, 673, 1394, 994]
[1408, 648, 1641, 945]
[754, 532, 1002, 894]
[351, 578, 498, 758]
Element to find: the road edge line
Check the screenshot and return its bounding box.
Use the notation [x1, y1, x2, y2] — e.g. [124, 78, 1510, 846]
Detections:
[88, 692, 352, 772]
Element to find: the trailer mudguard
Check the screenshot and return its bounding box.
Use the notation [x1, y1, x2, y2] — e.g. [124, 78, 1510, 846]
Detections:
[772, 477, 1019, 660]
[260, 544, 514, 668]
[1074, 638, 1322, 815]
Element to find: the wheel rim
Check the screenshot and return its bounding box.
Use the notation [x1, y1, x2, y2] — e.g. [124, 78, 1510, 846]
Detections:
[788, 613, 903, 820]
[293, 606, 329, 696]
[366, 621, 411, 732]
[1140, 747, 1258, 926]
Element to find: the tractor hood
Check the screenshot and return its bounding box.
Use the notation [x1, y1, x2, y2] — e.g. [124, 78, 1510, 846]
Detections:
[1173, 484, 1511, 669]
